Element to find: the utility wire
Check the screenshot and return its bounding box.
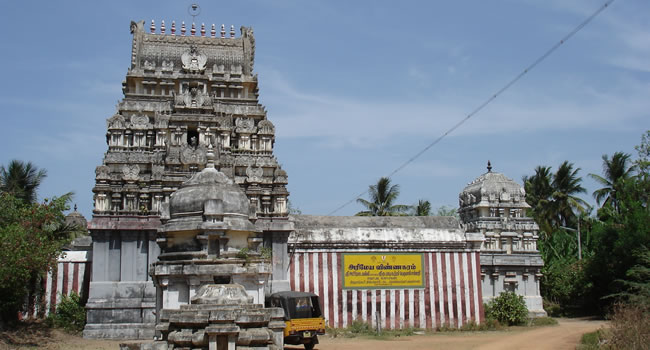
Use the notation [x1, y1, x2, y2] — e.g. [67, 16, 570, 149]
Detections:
[328, 0, 616, 215]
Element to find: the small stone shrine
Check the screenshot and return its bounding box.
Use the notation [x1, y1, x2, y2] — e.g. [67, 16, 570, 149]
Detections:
[131, 147, 285, 349]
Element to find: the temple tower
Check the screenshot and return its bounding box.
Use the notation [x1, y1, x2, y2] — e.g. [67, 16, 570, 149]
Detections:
[458, 162, 546, 316]
[84, 20, 293, 339]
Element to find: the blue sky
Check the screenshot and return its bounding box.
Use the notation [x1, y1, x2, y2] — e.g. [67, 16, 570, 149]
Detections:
[1, 0, 648, 218]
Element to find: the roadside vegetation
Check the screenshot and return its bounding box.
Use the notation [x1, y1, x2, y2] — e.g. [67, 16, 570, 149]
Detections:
[524, 131, 650, 349]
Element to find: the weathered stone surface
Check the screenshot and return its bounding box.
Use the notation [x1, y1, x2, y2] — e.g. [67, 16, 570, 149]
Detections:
[191, 284, 253, 305]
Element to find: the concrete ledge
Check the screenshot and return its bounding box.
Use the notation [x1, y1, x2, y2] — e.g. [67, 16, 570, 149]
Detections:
[83, 323, 155, 339]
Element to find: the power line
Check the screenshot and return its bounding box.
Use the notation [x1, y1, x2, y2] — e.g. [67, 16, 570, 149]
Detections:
[328, 0, 616, 216]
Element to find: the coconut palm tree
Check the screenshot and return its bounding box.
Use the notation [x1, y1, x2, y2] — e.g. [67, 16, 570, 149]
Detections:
[589, 152, 634, 212]
[412, 199, 431, 216]
[551, 161, 588, 227]
[524, 162, 588, 233]
[356, 177, 410, 216]
[523, 165, 554, 234]
[0, 160, 47, 203]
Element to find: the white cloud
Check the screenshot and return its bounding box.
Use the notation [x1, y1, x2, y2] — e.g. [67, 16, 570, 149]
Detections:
[260, 67, 649, 149]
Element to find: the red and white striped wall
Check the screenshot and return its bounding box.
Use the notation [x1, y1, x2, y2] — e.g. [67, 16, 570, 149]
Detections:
[20, 251, 91, 319]
[289, 251, 483, 329]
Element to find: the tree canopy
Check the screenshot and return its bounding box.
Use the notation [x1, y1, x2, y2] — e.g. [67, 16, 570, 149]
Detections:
[356, 177, 410, 216]
[0, 160, 47, 204]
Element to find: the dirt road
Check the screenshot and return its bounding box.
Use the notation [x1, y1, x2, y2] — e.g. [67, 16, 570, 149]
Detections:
[304, 318, 607, 350]
[1, 318, 605, 350]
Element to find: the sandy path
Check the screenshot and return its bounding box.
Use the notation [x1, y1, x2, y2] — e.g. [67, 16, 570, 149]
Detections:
[304, 318, 606, 350]
[1, 318, 605, 350]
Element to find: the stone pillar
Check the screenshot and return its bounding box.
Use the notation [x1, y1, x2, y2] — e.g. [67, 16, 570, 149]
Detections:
[147, 231, 159, 282]
[268, 231, 290, 294]
[108, 231, 122, 281]
[121, 231, 138, 281]
[91, 231, 110, 281]
[135, 231, 149, 280]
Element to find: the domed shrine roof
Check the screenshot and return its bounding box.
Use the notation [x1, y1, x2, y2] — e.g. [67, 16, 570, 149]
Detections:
[164, 147, 256, 232]
[459, 161, 528, 209]
[65, 205, 88, 230]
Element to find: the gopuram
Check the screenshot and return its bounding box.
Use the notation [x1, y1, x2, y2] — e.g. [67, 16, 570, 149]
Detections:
[82, 15, 546, 342]
[84, 20, 293, 340]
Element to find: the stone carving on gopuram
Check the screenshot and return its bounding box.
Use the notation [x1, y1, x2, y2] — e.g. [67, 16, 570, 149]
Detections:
[84, 19, 293, 340]
[458, 161, 546, 316]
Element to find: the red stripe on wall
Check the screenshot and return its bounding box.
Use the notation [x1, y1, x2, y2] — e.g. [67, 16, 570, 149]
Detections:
[467, 253, 476, 322]
[49, 265, 58, 314]
[404, 289, 410, 328]
[432, 253, 441, 328]
[62, 262, 69, 296]
[337, 253, 343, 328]
[425, 254, 432, 329]
[441, 253, 449, 326]
[327, 253, 334, 327]
[385, 290, 391, 329]
[289, 253, 295, 290]
[456, 253, 467, 324]
[308, 253, 314, 293]
[476, 252, 484, 323]
[451, 253, 459, 326]
[413, 289, 418, 328]
[72, 263, 80, 294]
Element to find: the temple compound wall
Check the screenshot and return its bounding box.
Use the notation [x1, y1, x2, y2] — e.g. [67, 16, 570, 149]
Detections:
[289, 216, 485, 329]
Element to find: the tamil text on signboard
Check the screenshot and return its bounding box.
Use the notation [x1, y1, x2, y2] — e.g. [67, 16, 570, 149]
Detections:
[342, 253, 424, 289]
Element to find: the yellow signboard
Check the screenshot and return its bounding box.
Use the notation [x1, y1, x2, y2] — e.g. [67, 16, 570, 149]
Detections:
[342, 253, 424, 289]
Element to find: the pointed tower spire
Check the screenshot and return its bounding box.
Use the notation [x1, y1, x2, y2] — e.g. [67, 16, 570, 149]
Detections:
[487, 160, 492, 173]
[211, 24, 216, 37]
[220, 24, 225, 38]
[230, 25, 235, 38]
[150, 20, 156, 34]
[171, 21, 176, 35]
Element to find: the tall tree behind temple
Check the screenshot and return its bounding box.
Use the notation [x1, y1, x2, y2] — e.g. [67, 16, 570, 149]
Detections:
[589, 152, 635, 213]
[551, 161, 588, 228]
[356, 177, 410, 216]
[412, 199, 431, 216]
[0, 160, 47, 204]
[523, 162, 587, 234]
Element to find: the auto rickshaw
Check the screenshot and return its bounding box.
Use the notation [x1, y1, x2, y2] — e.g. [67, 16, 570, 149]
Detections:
[268, 291, 326, 350]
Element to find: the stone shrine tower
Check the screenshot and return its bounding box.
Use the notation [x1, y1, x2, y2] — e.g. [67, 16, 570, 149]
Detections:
[458, 162, 545, 316]
[84, 20, 293, 339]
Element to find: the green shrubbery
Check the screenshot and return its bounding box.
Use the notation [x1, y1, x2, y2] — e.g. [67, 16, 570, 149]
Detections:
[484, 291, 528, 326]
[0, 193, 73, 325]
[50, 292, 86, 333]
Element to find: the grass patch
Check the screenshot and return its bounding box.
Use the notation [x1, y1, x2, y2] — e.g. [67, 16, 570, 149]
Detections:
[528, 317, 558, 327]
[577, 331, 600, 350]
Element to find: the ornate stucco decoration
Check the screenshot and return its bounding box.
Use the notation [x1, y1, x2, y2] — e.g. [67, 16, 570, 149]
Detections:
[180, 145, 207, 165]
[235, 117, 256, 133]
[181, 45, 207, 73]
[246, 165, 263, 183]
[107, 114, 126, 129]
[95, 165, 111, 180]
[122, 164, 140, 182]
[174, 86, 212, 108]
